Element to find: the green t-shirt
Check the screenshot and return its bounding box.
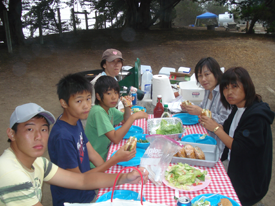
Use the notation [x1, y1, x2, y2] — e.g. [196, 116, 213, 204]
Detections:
[85, 105, 124, 168]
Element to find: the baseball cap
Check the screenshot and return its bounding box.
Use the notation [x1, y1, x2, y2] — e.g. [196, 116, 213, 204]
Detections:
[102, 49, 124, 62]
[10, 103, 56, 128]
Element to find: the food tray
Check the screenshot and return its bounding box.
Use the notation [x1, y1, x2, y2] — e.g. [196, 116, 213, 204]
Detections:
[114, 125, 143, 139]
[181, 134, 217, 145]
[147, 117, 185, 141]
[171, 141, 219, 167]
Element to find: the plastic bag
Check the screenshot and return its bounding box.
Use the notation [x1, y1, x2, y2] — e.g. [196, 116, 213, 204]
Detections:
[140, 135, 182, 186]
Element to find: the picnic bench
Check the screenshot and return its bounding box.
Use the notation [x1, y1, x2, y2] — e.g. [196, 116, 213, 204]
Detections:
[225, 22, 240, 32]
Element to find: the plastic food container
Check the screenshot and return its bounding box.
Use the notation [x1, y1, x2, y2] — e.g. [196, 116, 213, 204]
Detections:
[135, 133, 150, 150]
[147, 117, 185, 141]
[179, 81, 205, 106]
[171, 141, 219, 167]
[114, 125, 143, 139]
[181, 134, 217, 145]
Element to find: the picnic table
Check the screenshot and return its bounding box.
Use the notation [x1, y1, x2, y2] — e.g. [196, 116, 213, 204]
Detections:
[96, 114, 241, 206]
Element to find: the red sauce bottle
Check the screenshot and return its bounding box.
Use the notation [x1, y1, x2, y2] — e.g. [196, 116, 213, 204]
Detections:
[154, 95, 164, 118]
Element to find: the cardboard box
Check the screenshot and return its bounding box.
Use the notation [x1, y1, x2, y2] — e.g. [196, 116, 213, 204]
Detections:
[169, 72, 191, 84]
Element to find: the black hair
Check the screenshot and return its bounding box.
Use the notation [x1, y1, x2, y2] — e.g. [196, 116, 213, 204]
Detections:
[100, 59, 124, 72]
[100, 60, 106, 71]
[220, 67, 262, 109]
[8, 114, 50, 142]
[56, 73, 92, 105]
[94, 76, 120, 105]
[194, 57, 223, 86]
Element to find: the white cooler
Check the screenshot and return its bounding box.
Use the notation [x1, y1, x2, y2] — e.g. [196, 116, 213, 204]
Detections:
[179, 81, 205, 106]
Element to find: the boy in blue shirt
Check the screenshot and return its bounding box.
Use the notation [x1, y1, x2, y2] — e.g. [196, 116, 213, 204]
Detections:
[85, 75, 148, 168]
[1, 102, 148, 206]
[48, 73, 136, 206]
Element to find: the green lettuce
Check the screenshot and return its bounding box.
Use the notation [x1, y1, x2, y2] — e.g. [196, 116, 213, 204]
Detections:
[165, 163, 207, 190]
[156, 120, 183, 135]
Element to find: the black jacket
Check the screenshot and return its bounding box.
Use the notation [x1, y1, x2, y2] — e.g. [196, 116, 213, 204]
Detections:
[222, 100, 274, 206]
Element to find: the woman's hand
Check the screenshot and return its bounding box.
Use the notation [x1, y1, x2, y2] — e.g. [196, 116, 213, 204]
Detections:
[125, 167, 149, 185]
[181, 104, 202, 116]
[113, 145, 136, 162]
[199, 115, 222, 132]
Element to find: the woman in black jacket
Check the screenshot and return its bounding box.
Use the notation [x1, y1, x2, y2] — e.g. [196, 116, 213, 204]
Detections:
[200, 67, 274, 206]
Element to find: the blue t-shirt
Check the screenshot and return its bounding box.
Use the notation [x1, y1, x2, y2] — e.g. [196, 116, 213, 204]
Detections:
[48, 117, 95, 206]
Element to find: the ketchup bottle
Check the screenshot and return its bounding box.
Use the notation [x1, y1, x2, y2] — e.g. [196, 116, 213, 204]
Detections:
[154, 95, 164, 118]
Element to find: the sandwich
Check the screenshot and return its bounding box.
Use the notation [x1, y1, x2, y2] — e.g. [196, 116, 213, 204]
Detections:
[182, 100, 192, 107]
[184, 144, 196, 159]
[194, 146, 205, 160]
[218, 198, 233, 206]
[176, 146, 186, 158]
[201, 109, 212, 118]
[124, 136, 137, 151]
[174, 144, 205, 160]
[121, 96, 132, 107]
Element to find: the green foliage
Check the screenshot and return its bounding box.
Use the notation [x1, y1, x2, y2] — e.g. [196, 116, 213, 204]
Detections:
[204, 1, 229, 15]
[173, 0, 203, 26]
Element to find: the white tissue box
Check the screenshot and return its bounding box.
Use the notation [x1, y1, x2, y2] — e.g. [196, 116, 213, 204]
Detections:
[178, 67, 191, 74]
[179, 81, 205, 105]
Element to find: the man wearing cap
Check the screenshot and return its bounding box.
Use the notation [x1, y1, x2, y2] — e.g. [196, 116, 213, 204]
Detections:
[91, 48, 124, 105]
[0, 103, 148, 206]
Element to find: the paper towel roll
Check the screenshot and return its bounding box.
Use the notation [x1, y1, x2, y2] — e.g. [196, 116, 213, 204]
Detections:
[152, 75, 175, 106]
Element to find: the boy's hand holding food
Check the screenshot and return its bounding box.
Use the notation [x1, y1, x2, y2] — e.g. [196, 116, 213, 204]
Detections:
[113, 144, 136, 162]
[120, 96, 133, 108]
[124, 136, 137, 151]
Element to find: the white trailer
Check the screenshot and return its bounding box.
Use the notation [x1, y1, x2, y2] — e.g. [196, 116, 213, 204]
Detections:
[218, 12, 234, 27]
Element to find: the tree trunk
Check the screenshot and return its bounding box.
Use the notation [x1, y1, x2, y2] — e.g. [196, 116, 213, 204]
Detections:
[0, 1, 7, 22]
[124, 0, 138, 28]
[9, 0, 25, 45]
[145, 0, 180, 29]
[138, 0, 152, 29]
[247, 16, 258, 34]
[124, 0, 180, 30]
[160, 0, 171, 28]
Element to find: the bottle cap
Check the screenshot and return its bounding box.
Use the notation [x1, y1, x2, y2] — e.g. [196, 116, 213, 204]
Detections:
[157, 95, 162, 98]
[164, 104, 168, 108]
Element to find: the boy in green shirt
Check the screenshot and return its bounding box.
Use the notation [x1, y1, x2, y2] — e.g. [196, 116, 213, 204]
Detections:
[85, 75, 148, 168]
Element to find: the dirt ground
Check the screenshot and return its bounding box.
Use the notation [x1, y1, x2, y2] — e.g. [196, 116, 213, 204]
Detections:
[0, 26, 275, 206]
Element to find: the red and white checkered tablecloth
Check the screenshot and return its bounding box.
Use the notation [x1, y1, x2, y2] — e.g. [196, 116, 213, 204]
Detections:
[97, 114, 241, 206]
